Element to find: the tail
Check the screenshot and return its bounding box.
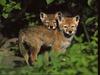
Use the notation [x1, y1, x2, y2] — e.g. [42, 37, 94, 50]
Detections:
[18, 31, 29, 65]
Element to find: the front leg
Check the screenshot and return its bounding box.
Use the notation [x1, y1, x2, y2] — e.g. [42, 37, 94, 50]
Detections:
[29, 45, 41, 65]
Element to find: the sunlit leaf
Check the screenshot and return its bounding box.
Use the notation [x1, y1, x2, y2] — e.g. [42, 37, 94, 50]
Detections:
[14, 3, 21, 10]
[44, 51, 49, 65]
[87, 0, 92, 6]
[0, 0, 6, 6]
[2, 13, 8, 18]
[85, 17, 96, 25]
[46, 0, 55, 4]
[74, 35, 83, 43]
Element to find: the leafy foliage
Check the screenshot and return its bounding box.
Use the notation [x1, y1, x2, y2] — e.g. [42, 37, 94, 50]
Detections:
[0, 0, 6, 6]
[46, 0, 55, 4]
[0, 1, 21, 18]
[0, 35, 98, 75]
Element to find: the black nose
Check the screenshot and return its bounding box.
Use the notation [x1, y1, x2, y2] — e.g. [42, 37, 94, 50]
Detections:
[50, 26, 53, 28]
[69, 31, 72, 33]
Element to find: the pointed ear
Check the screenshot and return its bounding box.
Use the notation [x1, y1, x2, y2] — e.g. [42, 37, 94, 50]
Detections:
[40, 12, 47, 22]
[73, 15, 80, 22]
[55, 12, 63, 22]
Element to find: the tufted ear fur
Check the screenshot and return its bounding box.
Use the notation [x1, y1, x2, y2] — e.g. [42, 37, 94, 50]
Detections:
[40, 12, 47, 22]
[73, 15, 80, 23]
[55, 12, 64, 31]
[55, 12, 63, 23]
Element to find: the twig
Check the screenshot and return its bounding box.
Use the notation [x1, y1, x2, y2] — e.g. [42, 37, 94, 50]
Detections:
[82, 22, 90, 42]
[1, 38, 18, 49]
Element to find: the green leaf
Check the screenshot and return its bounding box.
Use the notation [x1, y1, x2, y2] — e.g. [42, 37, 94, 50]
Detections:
[2, 13, 8, 18]
[14, 3, 21, 10]
[46, 0, 55, 4]
[85, 17, 96, 25]
[44, 51, 49, 65]
[3, 4, 13, 12]
[69, 44, 82, 55]
[66, 69, 76, 75]
[74, 35, 83, 43]
[94, 31, 98, 37]
[34, 54, 44, 68]
[0, 0, 6, 6]
[87, 0, 92, 6]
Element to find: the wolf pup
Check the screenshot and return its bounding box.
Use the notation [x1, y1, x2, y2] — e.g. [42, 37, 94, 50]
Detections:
[18, 12, 60, 65]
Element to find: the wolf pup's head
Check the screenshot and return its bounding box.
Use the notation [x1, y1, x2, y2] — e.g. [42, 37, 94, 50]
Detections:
[40, 12, 59, 30]
[56, 12, 80, 36]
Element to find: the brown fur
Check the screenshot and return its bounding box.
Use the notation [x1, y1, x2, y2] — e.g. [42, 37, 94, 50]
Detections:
[57, 12, 80, 36]
[40, 12, 58, 30]
[18, 12, 80, 65]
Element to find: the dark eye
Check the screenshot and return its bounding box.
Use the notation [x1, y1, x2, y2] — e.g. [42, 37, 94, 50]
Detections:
[71, 26, 74, 27]
[64, 25, 67, 28]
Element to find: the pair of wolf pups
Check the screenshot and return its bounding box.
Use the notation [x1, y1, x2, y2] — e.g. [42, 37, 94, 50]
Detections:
[19, 12, 80, 65]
